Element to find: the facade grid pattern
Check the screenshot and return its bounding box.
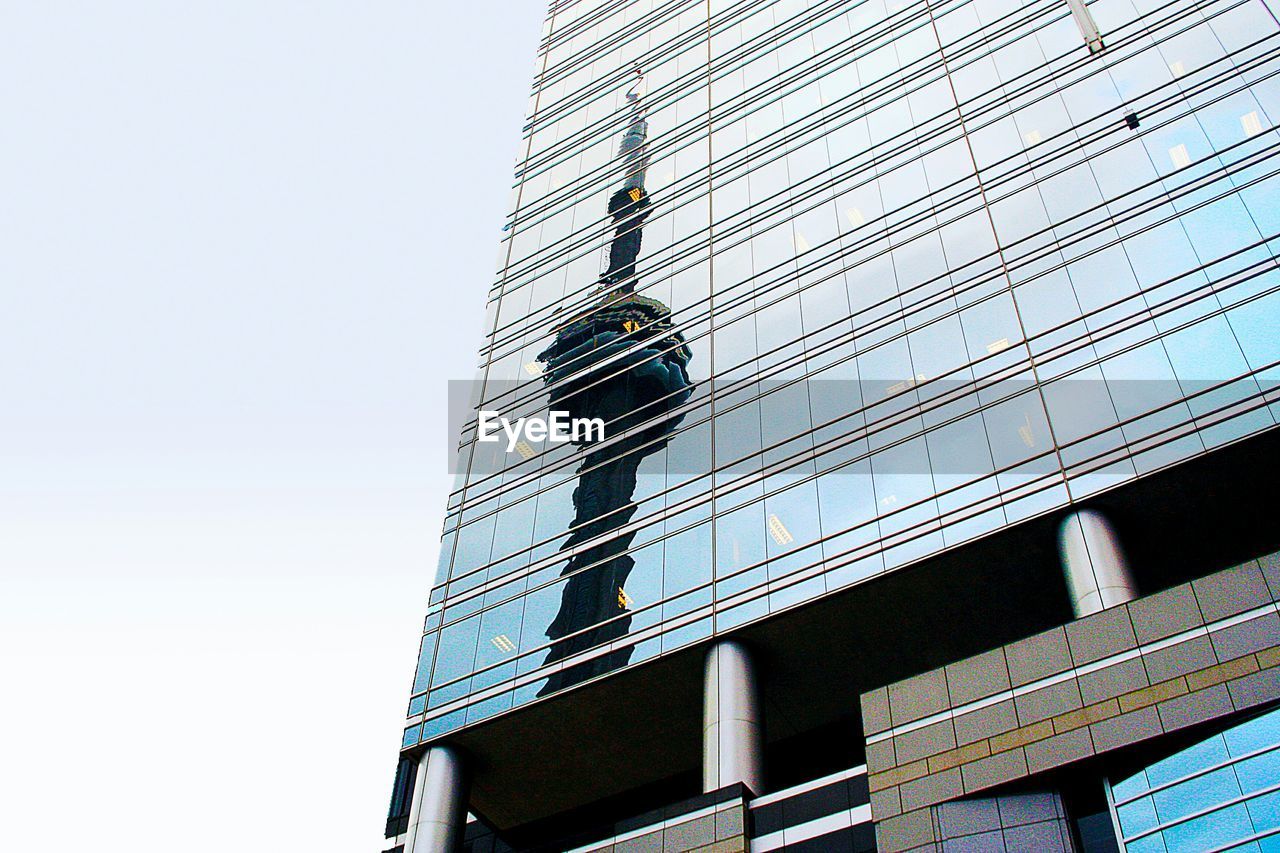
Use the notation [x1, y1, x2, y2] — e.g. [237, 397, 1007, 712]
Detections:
[398, 0, 1280, 752]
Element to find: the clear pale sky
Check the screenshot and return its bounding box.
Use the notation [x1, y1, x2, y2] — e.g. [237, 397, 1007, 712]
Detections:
[0, 2, 544, 849]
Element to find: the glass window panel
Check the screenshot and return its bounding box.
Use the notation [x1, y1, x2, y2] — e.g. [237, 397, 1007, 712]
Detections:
[1228, 710, 1280, 757]
[1238, 171, 1280, 240]
[517, 574, 564, 673]
[760, 381, 814, 458]
[1246, 789, 1280, 836]
[473, 598, 526, 683]
[1117, 796, 1160, 838]
[1114, 767, 1152, 801]
[1126, 833, 1168, 853]
[1152, 766, 1242, 825]
[716, 387, 765, 456]
[716, 497, 766, 584]
[1086, 139, 1160, 203]
[411, 631, 440, 695]
[662, 517, 712, 599]
[1180, 197, 1265, 265]
[1161, 801, 1253, 851]
[1146, 735, 1231, 788]
[763, 477, 824, 566]
[422, 708, 465, 740]
[429, 614, 481, 703]
[465, 690, 514, 725]
[451, 513, 497, 587]
[1238, 749, 1280, 797]
[988, 184, 1053, 249]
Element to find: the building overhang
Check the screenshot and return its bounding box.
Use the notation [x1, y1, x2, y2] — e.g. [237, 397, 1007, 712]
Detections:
[437, 426, 1280, 833]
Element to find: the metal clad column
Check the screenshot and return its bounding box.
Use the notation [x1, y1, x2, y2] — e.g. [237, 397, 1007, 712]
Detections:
[1058, 509, 1137, 618]
[703, 640, 764, 795]
[403, 745, 467, 853]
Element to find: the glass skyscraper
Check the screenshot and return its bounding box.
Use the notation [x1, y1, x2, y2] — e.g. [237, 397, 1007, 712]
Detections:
[385, 0, 1280, 850]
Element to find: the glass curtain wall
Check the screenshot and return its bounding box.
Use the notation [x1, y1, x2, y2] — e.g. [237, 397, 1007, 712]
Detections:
[401, 0, 1280, 749]
[1110, 706, 1280, 851]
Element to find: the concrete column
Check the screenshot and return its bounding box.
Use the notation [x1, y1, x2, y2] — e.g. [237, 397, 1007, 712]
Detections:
[403, 745, 467, 853]
[703, 639, 764, 796]
[1058, 508, 1137, 618]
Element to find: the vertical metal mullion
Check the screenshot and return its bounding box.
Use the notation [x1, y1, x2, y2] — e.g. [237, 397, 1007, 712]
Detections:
[1103, 775, 1132, 852]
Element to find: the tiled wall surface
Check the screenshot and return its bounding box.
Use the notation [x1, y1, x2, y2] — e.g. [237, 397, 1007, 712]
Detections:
[859, 553, 1280, 853]
[933, 792, 1074, 852]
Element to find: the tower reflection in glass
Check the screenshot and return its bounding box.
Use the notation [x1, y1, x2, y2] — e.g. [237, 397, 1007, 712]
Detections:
[534, 71, 693, 695]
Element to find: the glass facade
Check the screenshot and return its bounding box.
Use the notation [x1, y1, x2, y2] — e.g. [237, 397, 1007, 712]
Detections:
[402, 0, 1280, 749]
[1111, 706, 1280, 851]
